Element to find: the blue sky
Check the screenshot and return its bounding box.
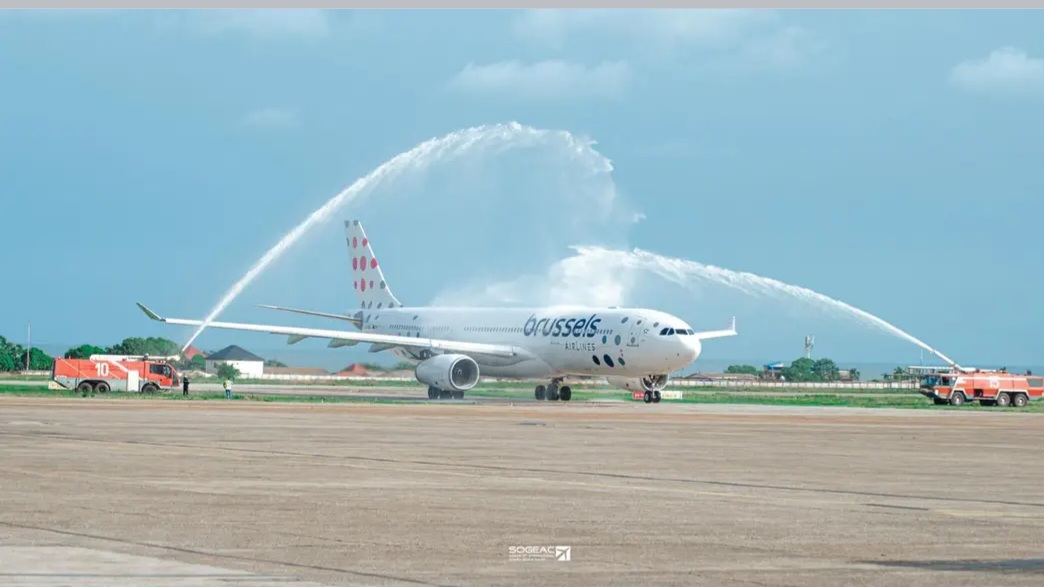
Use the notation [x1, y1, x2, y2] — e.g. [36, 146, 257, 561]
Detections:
[2, 9, 1043, 371]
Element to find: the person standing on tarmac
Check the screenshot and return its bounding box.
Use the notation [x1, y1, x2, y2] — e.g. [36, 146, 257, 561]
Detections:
[223, 378, 232, 400]
[183, 376, 190, 396]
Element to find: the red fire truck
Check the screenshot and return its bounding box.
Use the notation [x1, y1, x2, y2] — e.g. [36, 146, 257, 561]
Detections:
[915, 366, 1044, 407]
[51, 354, 181, 394]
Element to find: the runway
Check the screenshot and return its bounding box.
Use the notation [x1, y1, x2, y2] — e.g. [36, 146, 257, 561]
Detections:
[2, 396, 1043, 586]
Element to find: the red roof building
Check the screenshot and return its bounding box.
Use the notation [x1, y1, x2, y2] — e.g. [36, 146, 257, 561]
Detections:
[336, 363, 370, 377]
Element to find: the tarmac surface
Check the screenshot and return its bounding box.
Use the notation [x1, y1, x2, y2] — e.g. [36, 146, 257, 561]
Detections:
[2, 396, 1044, 586]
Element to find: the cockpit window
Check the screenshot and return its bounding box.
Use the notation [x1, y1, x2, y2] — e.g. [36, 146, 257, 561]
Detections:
[660, 327, 695, 336]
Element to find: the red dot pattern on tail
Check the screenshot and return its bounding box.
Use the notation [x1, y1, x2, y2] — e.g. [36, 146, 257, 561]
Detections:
[352, 237, 358, 248]
[370, 258, 378, 269]
[352, 258, 358, 270]
[360, 256, 367, 271]
[361, 280, 367, 291]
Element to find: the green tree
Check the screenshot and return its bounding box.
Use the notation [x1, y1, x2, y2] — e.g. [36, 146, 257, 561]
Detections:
[264, 358, 288, 368]
[0, 351, 15, 372]
[359, 362, 386, 371]
[848, 368, 861, 381]
[215, 362, 240, 380]
[107, 337, 181, 357]
[812, 358, 840, 382]
[0, 335, 24, 372]
[725, 364, 761, 376]
[188, 354, 206, 371]
[392, 361, 415, 370]
[64, 344, 108, 359]
[18, 348, 53, 371]
[782, 357, 817, 382]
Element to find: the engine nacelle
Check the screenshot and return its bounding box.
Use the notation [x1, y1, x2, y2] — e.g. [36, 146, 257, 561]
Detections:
[606, 374, 670, 393]
[415, 354, 480, 392]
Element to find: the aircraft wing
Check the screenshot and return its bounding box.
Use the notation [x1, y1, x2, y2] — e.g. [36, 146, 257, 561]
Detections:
[692, 316, 738, 341]
[136, 303, 520, 359]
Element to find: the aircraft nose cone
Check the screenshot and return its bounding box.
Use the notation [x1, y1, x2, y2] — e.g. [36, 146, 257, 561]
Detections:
[682, 336, 702, 363]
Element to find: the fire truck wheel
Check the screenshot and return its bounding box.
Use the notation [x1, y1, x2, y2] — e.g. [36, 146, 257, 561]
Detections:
[996, 393, 1011, 408]
[1012, 393, 1028, 408]
[95, 381, 110, 393]
[948, 392, 965, 407]
[76, 382, 93, 394]
[141, 383, 158, 394]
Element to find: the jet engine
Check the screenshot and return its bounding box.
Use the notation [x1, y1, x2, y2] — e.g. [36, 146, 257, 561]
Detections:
[605, 374, 670, 393]
[415, 354, 480, 392]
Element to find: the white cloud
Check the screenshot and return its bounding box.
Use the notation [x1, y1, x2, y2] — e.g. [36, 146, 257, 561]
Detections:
[188, 10, 331, 40]
[949, 47, 1044, 95]
[511, 9, 821, 72]
[239, 108, 300, 130]
[450, 60, 632, 100]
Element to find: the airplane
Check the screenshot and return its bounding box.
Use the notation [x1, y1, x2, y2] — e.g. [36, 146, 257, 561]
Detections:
[137, 220, 738, 404]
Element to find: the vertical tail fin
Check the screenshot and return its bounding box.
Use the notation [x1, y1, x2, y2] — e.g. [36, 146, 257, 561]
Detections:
[345, 220, 403, 310]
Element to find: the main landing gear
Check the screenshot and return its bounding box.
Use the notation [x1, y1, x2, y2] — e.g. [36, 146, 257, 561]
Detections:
[427, 386, 464, 400]
[643, 390, 662, 404]
[534, 379, 572, 402]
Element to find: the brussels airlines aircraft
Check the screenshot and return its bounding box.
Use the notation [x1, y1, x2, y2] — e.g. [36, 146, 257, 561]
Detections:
[137, 220, 737, 403]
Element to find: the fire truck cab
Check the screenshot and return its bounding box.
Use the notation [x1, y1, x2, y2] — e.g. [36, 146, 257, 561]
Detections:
[916, 366, 1043, 408]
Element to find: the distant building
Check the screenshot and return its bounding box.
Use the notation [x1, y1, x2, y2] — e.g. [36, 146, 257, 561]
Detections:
[205, 345, 265, 378]
[684, 372, 759, 382]
[336, 363, 370, 377]
[763, 361, 785, 380]
[182, 345, 207, 361]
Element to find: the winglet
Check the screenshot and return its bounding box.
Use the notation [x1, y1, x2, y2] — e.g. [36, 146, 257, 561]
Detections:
[731, 316, 737, 334]
[136, 302, 164, 322]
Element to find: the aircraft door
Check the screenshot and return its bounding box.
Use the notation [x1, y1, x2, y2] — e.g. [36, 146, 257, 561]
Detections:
[625, 314, 648, 348]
